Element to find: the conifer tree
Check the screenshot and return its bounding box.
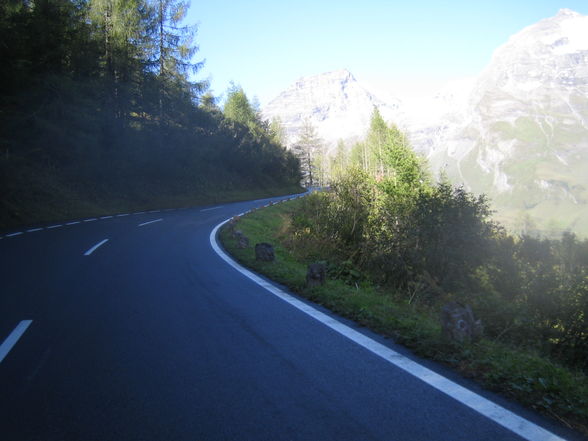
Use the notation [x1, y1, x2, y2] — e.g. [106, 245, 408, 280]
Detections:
[223, 85, 258, 127]
[292, 119, 322, 187]
[151, 0, 205, 123]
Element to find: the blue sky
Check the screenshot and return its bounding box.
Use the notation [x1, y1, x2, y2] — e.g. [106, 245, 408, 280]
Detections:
[187, 1, 588, 104]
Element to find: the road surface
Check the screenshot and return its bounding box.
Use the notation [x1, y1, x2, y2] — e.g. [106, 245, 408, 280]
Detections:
[0, 195, 582, 441]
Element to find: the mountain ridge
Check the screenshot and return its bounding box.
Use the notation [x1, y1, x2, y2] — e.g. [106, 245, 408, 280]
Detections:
[263, 9, 588, 237]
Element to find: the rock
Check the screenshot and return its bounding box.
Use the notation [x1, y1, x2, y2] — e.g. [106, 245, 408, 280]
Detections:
[441, 302, 483, 343]
[255, 243, 275, 262]
[306, 262, 326, 287]
[227, 216, 240, 234]
[237, 235, 249, 249]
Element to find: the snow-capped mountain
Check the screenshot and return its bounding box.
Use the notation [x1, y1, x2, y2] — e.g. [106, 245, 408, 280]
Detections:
[262, 69, 401, 148]
[262, 9, 588, 236]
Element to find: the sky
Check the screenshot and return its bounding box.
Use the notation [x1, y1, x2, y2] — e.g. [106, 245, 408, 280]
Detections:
[186, 0, 588, 105]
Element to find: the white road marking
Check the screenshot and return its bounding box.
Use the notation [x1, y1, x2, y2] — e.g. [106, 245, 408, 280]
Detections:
[200, 206, 223, 212]
[66, 221, 81, 226]
[84, 239, 109, 256]
[116, 213, 129, 217]
[47, 224, 63, 229]
[148, 210, 160, 213]
[0, 320, 33, 364]
[6, 232, 24, 237]
[210, 219, 568, 441]
[133, 212, 146, 215]
[26, 228, 44, 233]
[138, 218, 163, 227]
[83, 218, 98, 222]
[99, 215, 113, 220]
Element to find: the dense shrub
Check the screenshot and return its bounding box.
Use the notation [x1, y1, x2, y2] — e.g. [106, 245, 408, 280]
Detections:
[289, 172, 588, 372]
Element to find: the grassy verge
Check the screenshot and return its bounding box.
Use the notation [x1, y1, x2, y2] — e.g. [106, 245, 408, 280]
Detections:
[0, 181, 303, 231]
[220, 199, 588, 436]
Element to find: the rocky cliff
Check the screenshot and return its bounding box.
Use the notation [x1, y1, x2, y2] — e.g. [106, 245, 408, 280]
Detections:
[428, 8, 588, 235]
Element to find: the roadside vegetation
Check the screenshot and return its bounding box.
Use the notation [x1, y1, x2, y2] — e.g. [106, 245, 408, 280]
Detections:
[0, 1, 301, 230]
[221, 108, 588, 435]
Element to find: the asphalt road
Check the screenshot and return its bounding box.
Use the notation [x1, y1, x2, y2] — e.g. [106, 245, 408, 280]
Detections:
[0, 195, 583, 441]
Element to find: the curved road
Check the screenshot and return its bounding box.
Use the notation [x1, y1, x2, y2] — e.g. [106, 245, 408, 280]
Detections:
[0, 195, 583, 441]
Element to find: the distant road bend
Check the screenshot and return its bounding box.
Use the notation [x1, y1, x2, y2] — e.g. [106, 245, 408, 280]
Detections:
[0, 195, 582, 441]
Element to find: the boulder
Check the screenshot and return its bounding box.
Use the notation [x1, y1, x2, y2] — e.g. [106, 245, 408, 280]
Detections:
[255, 243, 275, 262]
[441, 302, 483, 343]
[306, 263, 326, 287]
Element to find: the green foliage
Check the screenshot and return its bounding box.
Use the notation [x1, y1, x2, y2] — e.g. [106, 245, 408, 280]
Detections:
[0, 0, 302, 229]
[290, 167, 588, 373]
[223, 85, 258, 127]
[343, 108, 428, 190]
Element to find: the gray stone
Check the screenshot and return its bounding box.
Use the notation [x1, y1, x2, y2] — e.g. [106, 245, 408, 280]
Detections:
[441, 302, 483, 343]
[306, 262, 326, 287]
[255, 243, 275, 262]
[237, 234, 249, 249]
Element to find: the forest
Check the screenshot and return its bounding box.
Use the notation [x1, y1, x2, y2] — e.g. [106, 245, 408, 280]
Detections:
[0, 0, 301, 229]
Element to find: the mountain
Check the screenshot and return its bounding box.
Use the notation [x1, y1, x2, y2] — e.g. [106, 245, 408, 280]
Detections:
[263, 9, 588, 237]
[262, 69, 400, 149]
[424, 8, 588, 236]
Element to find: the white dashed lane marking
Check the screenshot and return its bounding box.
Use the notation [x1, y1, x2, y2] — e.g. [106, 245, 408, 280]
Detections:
[200, 206, 223, 212]
[138, 219, 163, 227]
[83, 239, 109, 256]
[0, 320, 33, 364]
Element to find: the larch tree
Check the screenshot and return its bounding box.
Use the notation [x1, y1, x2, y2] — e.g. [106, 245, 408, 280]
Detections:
[292, 118, 322, 187]
[88, 0, 150, 125]
[223, 85, 258, 127]
[150, 0, 205, 124]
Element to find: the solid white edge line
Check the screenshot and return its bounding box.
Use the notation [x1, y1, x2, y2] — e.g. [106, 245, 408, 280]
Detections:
[84, 238, 109, 256]
[116, 213, 130, 217]
[0, 320, 33, 364]
[66, 221, 81, 226]
[209, 218, 567, 441]
[6, 232, 24, 237]
[100, 215, 113, 220]
[26, 228, 43, 233]
[47, 224, 63, 229]
[138, 218, 163, 227]
[83, 218, 98, 222]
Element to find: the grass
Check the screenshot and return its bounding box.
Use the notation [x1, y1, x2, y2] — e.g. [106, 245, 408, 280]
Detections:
[0, 177, 303, 231]
[220, 199, 588, 437]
